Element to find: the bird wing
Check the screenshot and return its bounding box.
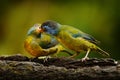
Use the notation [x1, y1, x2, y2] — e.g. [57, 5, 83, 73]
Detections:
[63, 25, 100, 45]
[47, 38, 59, 48]
[71, 32, 100, 45]
[39, 34, 58, 49]
[82, 33, 100, 45]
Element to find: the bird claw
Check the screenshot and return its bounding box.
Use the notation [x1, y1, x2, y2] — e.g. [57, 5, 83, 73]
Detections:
[43, 56, 51, 62]
[81, 57, 89, 62]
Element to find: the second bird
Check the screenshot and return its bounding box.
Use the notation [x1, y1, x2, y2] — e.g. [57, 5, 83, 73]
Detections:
[39, 20, 110, 61]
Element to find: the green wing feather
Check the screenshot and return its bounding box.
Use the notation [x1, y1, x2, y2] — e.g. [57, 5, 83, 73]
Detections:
[39, 33, 58, 49]
[61, 25, 100, 45]
[72, 33, 100, 45]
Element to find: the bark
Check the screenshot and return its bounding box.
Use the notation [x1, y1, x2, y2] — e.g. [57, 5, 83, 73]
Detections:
[0, 54, 120, 80]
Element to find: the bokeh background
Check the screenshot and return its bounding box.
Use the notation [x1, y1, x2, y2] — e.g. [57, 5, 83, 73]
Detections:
[0, 0, 120, 60]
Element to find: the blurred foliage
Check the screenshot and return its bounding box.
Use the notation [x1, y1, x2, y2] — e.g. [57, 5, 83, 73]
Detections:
[0, 0, 120, 59]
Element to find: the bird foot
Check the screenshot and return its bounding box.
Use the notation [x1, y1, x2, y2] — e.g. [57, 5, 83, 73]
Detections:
[43, 56, 51, 62]
[81, 57, 89, 62]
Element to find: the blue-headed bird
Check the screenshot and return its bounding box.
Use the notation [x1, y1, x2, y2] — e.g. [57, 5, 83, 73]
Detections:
[24, 24, 72, 58]
[39, 20, 110, 61]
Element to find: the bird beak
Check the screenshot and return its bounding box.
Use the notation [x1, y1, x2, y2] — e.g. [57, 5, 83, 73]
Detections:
[36, 28, 43, 33]
[39, 28, 44, 33]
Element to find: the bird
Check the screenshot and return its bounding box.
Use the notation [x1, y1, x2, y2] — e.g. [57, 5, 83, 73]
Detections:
[39, 20, 110, 61]
[24, 24, 72, 58]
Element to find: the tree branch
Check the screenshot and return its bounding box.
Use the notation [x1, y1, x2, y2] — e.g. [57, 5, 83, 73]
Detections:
[0, 54, 120, 80]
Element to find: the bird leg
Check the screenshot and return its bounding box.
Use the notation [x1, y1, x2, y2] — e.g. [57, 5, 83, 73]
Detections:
[61, 50, 73, 56]
[82, 48, 90, 61]
[69, 53, 79, 58]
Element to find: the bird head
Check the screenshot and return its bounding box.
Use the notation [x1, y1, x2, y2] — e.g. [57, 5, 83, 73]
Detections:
[27, 24, 41, 38]
[40, 20, 60, 36]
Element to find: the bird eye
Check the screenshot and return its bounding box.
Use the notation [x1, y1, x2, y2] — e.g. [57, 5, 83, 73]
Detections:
[42, 26, 48, 31]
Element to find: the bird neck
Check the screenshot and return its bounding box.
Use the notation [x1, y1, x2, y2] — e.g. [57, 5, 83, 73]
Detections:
[52, 29, 59, 36]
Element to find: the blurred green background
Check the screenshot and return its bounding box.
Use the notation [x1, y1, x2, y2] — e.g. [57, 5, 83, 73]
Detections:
[0, 0, 120, 60]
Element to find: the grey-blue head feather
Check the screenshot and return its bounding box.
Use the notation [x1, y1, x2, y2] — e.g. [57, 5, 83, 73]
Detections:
[41, 20, 60, 36]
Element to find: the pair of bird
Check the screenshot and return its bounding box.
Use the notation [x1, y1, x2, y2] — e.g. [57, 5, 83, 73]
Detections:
[24, 20, 110, 61]
[24, 24, 72, 58]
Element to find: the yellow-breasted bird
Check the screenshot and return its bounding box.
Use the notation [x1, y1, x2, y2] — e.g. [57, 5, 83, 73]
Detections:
[24, 24, 72, 58]
[39, 20, 110, 61]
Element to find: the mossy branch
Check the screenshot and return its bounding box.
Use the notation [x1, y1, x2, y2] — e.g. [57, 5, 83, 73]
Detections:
[0, 54, 120, 80]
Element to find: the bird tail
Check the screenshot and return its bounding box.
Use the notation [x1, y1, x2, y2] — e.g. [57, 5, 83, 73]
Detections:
[96, 47, 110, 57]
